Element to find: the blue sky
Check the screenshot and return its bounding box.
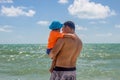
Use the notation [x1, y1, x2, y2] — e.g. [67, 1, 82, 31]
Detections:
[0, 0, 120, 44]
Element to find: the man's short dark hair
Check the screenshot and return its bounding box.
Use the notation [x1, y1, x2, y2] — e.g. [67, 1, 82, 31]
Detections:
[64, 21, 75, 30]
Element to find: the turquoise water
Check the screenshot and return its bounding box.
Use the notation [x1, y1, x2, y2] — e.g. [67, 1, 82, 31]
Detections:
[0, 44, 120, 80]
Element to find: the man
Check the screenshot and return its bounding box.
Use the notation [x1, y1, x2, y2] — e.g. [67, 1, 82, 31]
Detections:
[49, 21, 82, 80]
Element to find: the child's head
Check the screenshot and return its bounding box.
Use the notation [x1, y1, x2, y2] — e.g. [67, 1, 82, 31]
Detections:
[49, 21, 63, 30]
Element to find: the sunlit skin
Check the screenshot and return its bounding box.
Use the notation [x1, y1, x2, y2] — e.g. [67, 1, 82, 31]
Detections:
[62, 25, 75, 34]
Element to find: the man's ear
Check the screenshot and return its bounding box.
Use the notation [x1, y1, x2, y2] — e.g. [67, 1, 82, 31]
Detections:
[71, 29, 75, 33]
[66, 26, 73, 33]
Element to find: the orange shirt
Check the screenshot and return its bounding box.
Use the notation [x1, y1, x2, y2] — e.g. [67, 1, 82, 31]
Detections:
[47, 31, 64, 49]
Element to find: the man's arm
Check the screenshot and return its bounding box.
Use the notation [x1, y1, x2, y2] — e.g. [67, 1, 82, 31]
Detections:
[48, 38, 64, 72]
[49, 38, 64, 59]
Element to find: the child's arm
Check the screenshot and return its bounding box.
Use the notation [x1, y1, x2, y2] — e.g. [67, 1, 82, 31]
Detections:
[63, 33, 76, 39]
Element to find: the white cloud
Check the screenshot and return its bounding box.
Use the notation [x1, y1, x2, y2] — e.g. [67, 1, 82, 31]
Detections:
[25, 10, 36, 17]
[58, 0, 68, 4]
[1, 6, 36, 17]
[37, 21, 49, 26]
[0, 25, 13, 32]
[68, 0, 116, 19]
[95, 33, 112, 37]
[89, 20, 107, 24]
[76, 25, 87, 30]
[115, 24, 120, 29]
[0, 0, 13, 3]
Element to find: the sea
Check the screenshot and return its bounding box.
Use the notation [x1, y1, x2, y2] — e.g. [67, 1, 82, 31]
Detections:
[0, 44, 120, 80]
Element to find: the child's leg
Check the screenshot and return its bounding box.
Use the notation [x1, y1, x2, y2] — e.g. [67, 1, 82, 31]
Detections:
[46, 48, 52, 54]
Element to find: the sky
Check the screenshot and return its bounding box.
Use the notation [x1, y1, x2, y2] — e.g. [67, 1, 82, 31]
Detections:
[0, 0, 120, 44]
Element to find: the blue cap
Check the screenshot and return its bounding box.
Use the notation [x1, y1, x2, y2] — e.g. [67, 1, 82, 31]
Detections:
[49, 21, 63, 30]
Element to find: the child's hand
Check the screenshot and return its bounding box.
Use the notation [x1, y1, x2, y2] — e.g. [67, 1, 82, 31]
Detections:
[67, 33, 76, 39]
[71, 34, 76, 39]
[64, 33, 76, 39]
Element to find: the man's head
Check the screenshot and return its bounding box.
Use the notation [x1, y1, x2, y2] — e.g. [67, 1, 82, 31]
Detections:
[62, 21, 75, 33]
